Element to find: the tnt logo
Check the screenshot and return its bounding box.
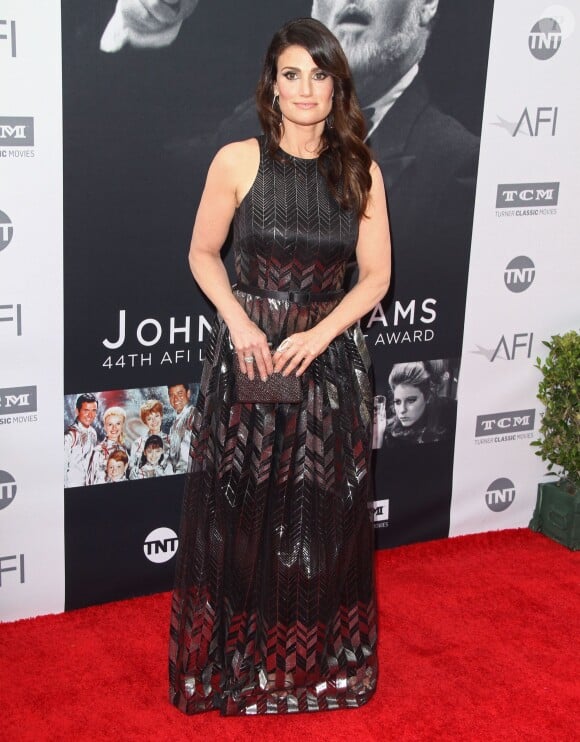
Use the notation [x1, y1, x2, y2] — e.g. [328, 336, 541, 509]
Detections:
[529, 18, 562, 59]
[143, 527, 178, 563]
[504, 257, 536, 293]
[0, 19, 16, 57]
[485, 478, 516, 512]
[0, 117, 34, 146]
[0, 554, 25, 586]
[0, 210, 14, 252]
[0, 470, 17, 510]
[0, 386, 37, 414]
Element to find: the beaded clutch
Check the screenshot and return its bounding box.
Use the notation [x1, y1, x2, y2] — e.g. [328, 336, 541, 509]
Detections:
[232, 353, 302, 403]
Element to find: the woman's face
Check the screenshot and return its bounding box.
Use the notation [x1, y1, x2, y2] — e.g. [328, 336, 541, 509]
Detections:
[145, 410, 162, 434]
[393, 384, 427, 427]
[145, 446, 163, 466]
[104, 414, 123, 441]
[274, 45, 334, 128]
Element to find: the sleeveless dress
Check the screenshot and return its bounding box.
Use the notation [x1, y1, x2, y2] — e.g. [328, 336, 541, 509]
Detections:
[169, 137, 377, 715]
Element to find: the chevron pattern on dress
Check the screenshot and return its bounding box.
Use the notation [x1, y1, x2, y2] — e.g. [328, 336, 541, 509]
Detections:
[169, 136, 377, 715]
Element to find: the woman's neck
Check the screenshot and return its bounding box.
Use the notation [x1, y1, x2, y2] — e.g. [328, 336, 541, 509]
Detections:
[279, 121, 325, 159]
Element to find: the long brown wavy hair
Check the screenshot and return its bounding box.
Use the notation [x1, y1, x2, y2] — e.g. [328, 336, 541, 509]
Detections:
[256, 18, 372, 218]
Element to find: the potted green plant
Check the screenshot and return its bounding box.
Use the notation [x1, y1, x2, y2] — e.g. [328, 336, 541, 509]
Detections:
[529, 329, 580, 549]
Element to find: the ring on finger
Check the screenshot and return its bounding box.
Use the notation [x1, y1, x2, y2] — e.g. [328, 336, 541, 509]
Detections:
[243, 355, 255, 363]
[276, 338, 293, 353]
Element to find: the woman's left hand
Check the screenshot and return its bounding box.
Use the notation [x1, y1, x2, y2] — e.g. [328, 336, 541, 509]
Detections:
[272, 328, 334, 377]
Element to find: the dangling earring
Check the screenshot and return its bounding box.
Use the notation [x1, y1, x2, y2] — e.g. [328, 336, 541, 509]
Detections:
[272, 93, 279, 110]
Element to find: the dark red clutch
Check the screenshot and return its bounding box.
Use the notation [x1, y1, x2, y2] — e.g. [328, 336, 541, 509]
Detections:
[232, 354, 302, 403]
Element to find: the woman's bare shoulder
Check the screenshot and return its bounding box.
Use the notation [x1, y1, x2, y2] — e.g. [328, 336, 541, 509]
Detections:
[369, 159, 384, 180]
[212, 138, 260, 171]
[209, 139, 260, 205]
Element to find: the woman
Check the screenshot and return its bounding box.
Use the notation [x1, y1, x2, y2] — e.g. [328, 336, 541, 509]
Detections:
[86, 406, 128, 485]
[384, 361, 455, 445]
[170, 18, 391, 715]
[128, 399, 172, 479]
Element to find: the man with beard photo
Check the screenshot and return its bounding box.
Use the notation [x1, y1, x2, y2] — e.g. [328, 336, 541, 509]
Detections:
[311, 1, 479, 296]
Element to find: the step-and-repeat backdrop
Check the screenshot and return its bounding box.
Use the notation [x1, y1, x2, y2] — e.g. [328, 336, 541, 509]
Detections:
[1, 1, 578, 621]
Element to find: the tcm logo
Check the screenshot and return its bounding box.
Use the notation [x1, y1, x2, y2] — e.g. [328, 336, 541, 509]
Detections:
[0, 554, 25, 586]
[0, 19, 16, 57]
[485, 478, 516, 512]
[0, 303, 22, 336]
[0, 210, 14, 252]
[143, 527, 178, 563]
[496, 183, 559, 208]
[370, 498, 389, 525]
[0, 117, 34, 146]
[0, 470, 17, 511]
[0, 386, 37, 415]
[504, 257, 535, 293]
[475, 410, 535, 437]
[529, 18, 562, 60]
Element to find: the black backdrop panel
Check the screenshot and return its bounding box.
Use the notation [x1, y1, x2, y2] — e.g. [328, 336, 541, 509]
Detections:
[62, 0, 494, 605]
[65, 477, 184, 610]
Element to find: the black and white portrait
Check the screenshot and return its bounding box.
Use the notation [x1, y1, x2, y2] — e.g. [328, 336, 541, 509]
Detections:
[373, 358, 459, 448]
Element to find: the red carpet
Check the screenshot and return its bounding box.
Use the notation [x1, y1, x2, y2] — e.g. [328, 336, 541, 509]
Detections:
[1, 529, 578, 741]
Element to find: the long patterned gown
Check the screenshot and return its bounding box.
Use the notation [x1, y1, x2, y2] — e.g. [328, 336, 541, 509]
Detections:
[169, 136, 377, 715]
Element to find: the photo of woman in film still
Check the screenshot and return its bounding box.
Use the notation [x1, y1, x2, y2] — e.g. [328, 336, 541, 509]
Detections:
[372, 358, 458, 448]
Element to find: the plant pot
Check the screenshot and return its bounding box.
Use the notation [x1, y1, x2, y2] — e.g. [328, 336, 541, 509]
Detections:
[529, 480, 580, 550]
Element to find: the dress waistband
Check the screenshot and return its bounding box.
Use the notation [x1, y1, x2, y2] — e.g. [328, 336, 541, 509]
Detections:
[235, 282, 344, 305]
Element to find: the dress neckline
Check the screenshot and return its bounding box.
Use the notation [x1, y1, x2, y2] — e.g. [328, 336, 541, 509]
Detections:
[277, 146, 321, 162]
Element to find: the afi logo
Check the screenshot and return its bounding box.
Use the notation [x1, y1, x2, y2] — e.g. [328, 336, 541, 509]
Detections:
[529, 18, 562, 60]
[490, 333, 534, 362]
[485, 478, 516, 512]
[513, 107, 558, 137]
[143, 527, 178, 563]
[504, 257, 535, 293]
[0, 554, 25, 586]
[0, 303, 22, 336]
[0, 19, 16, 57]
[475, 410, 535, 437]
[0, 386, 37, 415]
[0, 470, 17, 510]
[0, 117, 34, 146]
[496, 183, 559, 208]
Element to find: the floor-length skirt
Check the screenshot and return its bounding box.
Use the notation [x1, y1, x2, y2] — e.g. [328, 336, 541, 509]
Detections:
[169, 291, 377, 715]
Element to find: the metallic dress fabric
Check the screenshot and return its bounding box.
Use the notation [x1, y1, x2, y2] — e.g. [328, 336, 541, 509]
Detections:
[169, 137, 377, 715]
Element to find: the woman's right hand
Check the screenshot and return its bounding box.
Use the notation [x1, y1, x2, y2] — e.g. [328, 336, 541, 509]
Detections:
[229, 320, 273, 382]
